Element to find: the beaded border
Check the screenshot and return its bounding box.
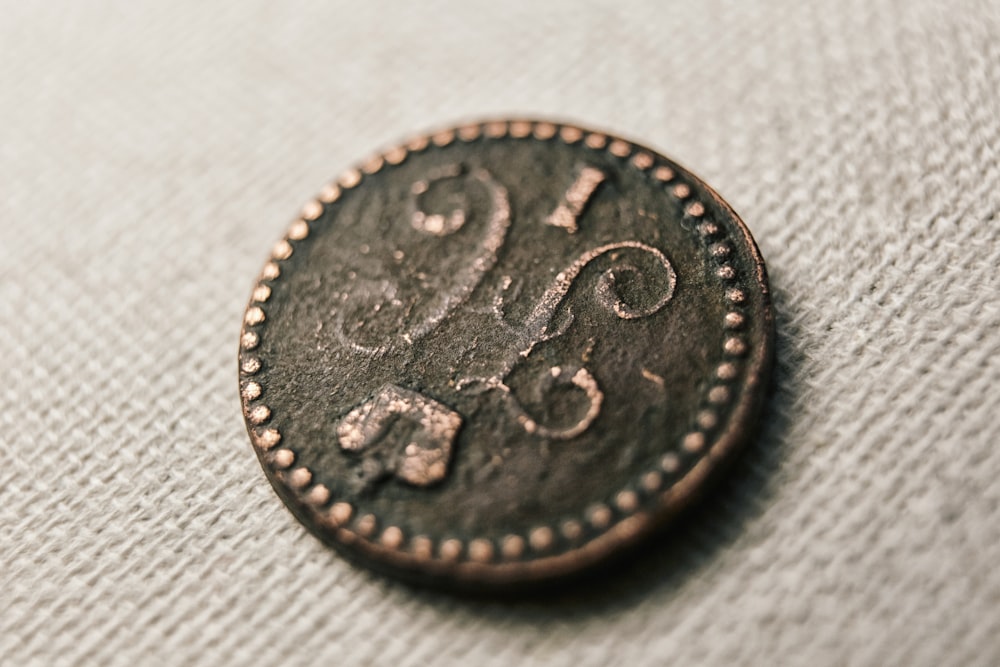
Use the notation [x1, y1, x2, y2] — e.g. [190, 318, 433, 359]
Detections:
[239, 120, 771, 584]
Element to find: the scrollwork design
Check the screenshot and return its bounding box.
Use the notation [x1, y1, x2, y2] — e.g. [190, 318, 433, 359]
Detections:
[335, 164, 677, 487]
[332, 165, 511, 356]
[465, 240, 676, 440]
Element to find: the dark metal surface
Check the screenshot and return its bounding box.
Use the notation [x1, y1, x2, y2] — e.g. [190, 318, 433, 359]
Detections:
[239, 120, 774, 590]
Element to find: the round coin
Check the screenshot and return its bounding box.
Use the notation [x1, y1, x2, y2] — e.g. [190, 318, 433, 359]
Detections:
[239, 120, 773, 590]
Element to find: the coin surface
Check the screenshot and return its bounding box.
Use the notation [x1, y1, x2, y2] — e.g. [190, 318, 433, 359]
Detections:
[239, 120, 773, 590]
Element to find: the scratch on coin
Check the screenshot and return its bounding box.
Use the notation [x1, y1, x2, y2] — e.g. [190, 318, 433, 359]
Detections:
[641, 367, 665, 388]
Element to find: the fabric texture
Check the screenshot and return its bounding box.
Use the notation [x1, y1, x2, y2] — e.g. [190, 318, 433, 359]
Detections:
[3, 1, 1000, 665]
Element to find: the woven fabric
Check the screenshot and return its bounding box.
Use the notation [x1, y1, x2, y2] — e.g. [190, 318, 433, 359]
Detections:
[3, 1, 1000, 665]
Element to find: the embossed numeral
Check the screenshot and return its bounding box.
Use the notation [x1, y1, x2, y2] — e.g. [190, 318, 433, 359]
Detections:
[545, 166, 606, 234]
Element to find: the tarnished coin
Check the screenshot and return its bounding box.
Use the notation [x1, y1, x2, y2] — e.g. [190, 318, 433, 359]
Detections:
[239, 120, 773, 590]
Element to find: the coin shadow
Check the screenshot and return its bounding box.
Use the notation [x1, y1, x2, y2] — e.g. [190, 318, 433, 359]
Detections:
[405, 283, 802, 620]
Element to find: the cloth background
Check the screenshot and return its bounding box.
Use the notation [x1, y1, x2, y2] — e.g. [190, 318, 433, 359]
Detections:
[3, 1, 999, 665]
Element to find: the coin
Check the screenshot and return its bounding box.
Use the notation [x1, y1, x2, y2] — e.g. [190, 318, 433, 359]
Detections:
[239, 120, 773, 590]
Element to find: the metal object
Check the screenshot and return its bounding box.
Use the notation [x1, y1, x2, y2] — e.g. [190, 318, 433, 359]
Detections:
[239, 120, 774, 590]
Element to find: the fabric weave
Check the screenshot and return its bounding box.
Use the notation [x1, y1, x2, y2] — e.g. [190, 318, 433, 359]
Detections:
[2, 1, 999, 665]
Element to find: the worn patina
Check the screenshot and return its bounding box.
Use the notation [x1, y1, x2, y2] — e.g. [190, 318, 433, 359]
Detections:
[239, 120, 773, 590]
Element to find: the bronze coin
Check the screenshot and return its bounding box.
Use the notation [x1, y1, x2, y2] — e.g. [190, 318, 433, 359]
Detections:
[239, 120, 773, 590]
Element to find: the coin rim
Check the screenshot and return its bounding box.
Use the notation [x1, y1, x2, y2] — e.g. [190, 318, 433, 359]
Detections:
[238, 119, 774, 588]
